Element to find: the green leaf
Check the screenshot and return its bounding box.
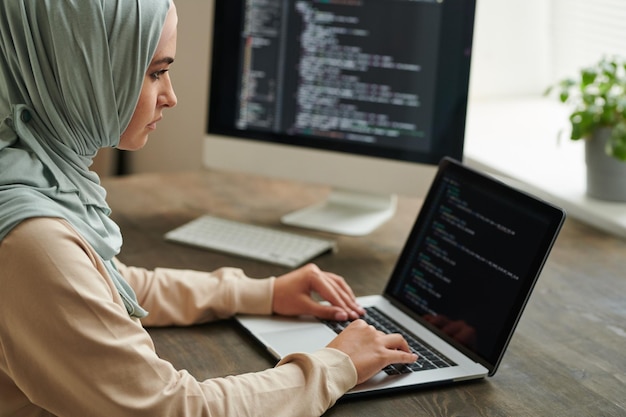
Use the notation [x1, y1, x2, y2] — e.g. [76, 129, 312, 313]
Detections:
[581, 68, 597, 87]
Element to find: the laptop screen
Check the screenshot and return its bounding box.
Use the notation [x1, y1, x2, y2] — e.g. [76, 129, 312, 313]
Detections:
[386, 158, 565, 373]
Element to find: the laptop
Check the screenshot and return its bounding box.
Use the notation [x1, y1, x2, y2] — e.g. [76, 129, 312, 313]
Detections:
[236, 157, 566, 397]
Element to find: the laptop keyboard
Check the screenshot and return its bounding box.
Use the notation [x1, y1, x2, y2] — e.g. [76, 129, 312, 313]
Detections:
[323, 306, 456, 375]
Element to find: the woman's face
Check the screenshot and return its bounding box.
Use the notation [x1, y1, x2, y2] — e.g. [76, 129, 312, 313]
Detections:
[118, 3, 178, 151]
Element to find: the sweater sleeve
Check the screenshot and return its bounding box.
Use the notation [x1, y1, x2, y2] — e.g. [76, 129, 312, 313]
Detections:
[0, 218, 357, 417]
[114, 260, 275, 327]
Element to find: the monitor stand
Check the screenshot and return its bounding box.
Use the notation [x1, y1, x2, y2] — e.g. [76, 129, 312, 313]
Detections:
[281, 189, 397, 236]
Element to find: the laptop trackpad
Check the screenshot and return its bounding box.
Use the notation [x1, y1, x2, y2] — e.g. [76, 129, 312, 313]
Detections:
[259, 326, 336, 358]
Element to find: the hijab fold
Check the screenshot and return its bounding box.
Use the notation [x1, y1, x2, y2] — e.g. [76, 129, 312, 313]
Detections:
[0, 0, 172, 318]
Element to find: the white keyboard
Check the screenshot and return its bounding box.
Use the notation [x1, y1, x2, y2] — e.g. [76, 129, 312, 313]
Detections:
[164, 215, 337, 268]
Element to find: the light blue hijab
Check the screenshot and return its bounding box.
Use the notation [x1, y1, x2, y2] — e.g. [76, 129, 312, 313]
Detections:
[0, 0, 172, 318]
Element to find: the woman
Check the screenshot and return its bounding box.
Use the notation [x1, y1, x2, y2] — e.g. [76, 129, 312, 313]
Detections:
[0, 1, 416, 416]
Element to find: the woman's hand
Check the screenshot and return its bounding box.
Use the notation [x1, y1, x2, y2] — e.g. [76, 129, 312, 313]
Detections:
[272, 263, 365, 321]
[327, 320, 418, 384]
[273, 264, 417, 385]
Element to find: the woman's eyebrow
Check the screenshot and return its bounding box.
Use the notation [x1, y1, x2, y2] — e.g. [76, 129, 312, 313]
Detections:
[150, 57, 175, 67]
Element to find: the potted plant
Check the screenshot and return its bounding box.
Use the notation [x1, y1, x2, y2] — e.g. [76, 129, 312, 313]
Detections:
[545, 55, 626, 202]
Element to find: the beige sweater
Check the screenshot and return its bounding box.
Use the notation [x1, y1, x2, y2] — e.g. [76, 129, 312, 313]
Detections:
[0, 218, 357, 417]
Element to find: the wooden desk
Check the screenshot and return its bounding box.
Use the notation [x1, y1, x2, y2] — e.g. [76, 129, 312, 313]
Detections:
[103, 169, 626, 417]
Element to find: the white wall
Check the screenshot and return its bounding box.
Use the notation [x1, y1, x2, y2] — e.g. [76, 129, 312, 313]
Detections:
[469, 0, 551, 99]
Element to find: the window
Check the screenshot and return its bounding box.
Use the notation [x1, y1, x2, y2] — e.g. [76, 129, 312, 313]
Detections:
[470, 0, 626, 99]
[551, 0, 626, 80]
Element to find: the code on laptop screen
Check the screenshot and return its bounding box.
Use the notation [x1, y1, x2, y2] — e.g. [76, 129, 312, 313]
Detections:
[388, 159, 563, 366]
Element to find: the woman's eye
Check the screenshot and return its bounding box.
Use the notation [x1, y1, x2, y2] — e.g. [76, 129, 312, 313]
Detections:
[150, 69, 169, 80]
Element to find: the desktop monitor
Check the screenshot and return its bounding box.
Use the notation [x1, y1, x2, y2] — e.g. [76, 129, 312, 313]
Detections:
[204, 0, 476, 235]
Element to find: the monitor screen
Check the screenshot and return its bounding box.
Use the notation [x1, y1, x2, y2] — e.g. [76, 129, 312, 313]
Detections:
[205, 0, 476, 235]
